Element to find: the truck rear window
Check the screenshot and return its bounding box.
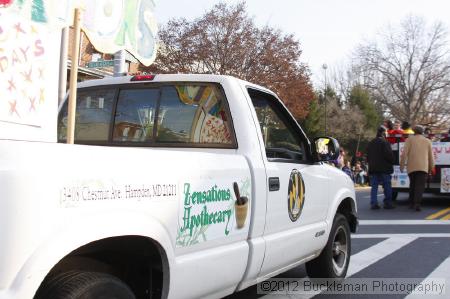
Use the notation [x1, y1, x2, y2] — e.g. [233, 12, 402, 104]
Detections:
[57, 89, 115, 142]
[58, 83, 235, 148]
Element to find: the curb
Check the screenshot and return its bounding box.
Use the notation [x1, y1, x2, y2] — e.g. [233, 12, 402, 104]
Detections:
[355, 186, 371, 190]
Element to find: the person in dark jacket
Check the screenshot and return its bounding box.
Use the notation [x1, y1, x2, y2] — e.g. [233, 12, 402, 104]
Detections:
[367, 126, 395, 209]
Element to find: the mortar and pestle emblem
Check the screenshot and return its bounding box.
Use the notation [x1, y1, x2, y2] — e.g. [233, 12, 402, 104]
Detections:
[233, 182, 248, 229]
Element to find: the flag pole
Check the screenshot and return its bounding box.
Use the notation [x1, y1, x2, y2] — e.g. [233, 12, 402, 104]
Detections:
[66, 8, 82, 144]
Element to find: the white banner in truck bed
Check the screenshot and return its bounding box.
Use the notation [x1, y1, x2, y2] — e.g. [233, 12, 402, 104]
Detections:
[399, 142, 450, 165]
[392, 166, 410, 188]
[441, 168, 450, 193]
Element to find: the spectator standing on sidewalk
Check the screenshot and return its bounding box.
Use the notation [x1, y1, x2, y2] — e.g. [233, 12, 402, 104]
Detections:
[360, 160, 369, 184]
[400, 125, 435, 211]
[354, 162, 366, 186]
[336, 149, 345, 169]
[342, 161, 354, 181]
[367, 126, 395, 209]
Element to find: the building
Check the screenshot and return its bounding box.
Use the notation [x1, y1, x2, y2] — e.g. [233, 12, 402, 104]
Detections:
[67, 27, 141, 82]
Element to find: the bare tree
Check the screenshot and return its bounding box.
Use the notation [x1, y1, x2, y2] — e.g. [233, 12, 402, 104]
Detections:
[354, 15, 450, 129]
[327, 100, 366, 142]
[142, 2, 314, 119]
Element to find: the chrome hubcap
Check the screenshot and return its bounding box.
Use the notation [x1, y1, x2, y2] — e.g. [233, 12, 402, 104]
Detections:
[331, 226, 348, 276]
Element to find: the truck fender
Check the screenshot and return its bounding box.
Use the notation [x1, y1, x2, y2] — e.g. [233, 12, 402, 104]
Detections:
[326, 188, 358, 233]
[6, 212, 174, 299]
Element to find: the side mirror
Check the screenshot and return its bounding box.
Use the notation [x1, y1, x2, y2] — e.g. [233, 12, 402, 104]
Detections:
[314, 137, 340, 162]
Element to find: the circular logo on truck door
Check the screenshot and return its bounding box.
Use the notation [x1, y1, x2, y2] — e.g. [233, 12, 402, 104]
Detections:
[288, 169, 305, 222]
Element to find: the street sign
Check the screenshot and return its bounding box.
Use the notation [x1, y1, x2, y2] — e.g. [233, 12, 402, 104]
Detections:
[86, 60, 114, 68]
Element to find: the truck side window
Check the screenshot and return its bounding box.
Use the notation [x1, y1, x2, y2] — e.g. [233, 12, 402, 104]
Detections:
[249, 89, 305, 162]
[58, 89, 115, 142]
[113, 89, 159, 142]
[155, 84, 233, 146]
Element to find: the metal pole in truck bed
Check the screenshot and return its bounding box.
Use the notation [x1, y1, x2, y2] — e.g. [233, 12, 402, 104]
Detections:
[66, 8, 82, 144]
[58, 27, 69, 106]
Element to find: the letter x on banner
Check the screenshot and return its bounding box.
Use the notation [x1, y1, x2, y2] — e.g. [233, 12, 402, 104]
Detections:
[0, 0, 158, 140]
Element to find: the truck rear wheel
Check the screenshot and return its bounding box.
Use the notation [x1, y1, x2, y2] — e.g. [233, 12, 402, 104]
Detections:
[306, 213, 351, 280]
[35, 271, 136, 299]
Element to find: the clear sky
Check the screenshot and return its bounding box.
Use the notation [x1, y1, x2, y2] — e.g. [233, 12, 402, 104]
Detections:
[153, 0, 450, 88]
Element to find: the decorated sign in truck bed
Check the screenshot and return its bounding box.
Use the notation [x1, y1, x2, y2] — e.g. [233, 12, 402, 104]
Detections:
[0, 74, 357, 299]
[390, 137, 450, 194]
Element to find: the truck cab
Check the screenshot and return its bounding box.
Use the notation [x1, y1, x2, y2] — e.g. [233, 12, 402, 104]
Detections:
[0, 74, 357, 299]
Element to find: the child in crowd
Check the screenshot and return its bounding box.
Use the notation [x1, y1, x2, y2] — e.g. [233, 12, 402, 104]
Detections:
[342, 161, 354, 181]
[354, 161, 367, 186]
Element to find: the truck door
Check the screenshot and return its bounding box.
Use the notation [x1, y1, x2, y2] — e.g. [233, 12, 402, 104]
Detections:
[247, 88, 330, 278]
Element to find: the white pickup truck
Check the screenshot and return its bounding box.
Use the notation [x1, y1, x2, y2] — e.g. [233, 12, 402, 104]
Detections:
[0, 74, 357, 299]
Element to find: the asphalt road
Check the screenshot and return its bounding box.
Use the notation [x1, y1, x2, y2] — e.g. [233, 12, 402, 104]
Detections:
[226, 188, 450, 299]
[356, 187, 450, 220]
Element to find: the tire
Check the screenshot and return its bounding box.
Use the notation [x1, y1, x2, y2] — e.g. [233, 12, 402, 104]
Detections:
[35, 271, 136, 299]
[306, 213, 351, 280]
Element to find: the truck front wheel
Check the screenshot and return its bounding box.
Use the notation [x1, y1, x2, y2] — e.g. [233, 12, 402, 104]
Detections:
[306, 213, 351, 280]
[35, 271, 136, 299]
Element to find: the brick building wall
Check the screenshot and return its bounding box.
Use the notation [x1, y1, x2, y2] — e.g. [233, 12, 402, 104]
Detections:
[67, 27, 140, 81]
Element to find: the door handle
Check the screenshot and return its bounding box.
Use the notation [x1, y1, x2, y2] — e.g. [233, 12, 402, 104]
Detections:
[269, 177, 280, 191]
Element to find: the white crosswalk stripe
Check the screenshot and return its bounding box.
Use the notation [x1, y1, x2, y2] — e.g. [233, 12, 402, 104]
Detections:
[405, 256, 450, 299]
[259, 236, 417, 299]
[347, 235, 417, 276]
